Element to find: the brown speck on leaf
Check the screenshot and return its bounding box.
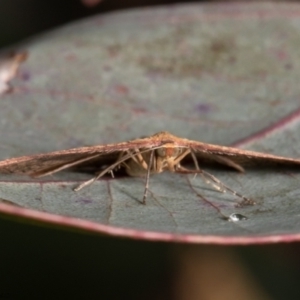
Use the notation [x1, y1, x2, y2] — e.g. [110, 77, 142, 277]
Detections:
[114, 84, 129, 95]
[0, 51, 28, 95]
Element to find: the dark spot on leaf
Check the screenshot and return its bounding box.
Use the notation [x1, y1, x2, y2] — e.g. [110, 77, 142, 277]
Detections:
[285, 63, 293, 70]
[20, 70, 31, 81]
[76, 197, 93, 204]
[195, 103, 213, 114]
[114, 84, 129, 95]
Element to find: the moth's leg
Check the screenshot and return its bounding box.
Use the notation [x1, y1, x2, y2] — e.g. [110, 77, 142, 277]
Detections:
[200, 169, 254, 205]
[118, 149, 154, 204]
[122, 148, 153, 204]
[74, 151, 134, 191]
[142, 150, 154, 204]
[190, 150, 200, 180]
[74, 148, 151, 192]
[187, 152, 249, 205]
[176, 165, 223, 192]
[122, 148, 154, 204]
[116, 151, 128, 169]
[190, 150, 200, 170]
[74, 167, 115, 191]
[173, 148, 191, 165]
[108, 149, 143, 172]
[120, 149, 149, 174]
[129, 148, 149, 170]
[176, 166, 255, 206]
[108, 152, 126, 178]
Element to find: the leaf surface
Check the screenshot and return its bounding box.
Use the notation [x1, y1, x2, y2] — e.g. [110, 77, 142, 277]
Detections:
[1, 2, 300, 244]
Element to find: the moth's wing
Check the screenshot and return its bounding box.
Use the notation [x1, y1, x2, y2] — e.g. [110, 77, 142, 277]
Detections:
[0, 147, 118, 176]
[186, 140, 300, 170]
[0, 137, 160, 176]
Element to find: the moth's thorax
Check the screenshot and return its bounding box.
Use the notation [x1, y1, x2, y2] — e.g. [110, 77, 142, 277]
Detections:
[124, 146, 186, 177]
[156, 146, 182, 159]
[155, 146, 184, 173]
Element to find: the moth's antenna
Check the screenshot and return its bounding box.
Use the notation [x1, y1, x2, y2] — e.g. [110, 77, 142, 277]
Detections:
[142, 149, 154, 204]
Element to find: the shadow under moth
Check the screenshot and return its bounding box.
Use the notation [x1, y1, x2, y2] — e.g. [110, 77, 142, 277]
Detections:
[0, 131, 300, 205]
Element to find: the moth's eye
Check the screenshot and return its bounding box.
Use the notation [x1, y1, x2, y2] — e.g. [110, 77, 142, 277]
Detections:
[156, 148, 166, 157]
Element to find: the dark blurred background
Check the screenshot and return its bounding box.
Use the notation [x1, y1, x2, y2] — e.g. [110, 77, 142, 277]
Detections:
[1, 1, 300, 300]
[0, 0, 286, 47]
[1, 0, 200, 46]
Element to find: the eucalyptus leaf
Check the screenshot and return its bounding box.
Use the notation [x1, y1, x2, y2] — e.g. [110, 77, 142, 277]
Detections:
[1, 2, 300, 243]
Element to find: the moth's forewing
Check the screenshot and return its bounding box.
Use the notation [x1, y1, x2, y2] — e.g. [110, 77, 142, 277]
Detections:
[0, 152, 108, 175]
[0, 136, 164, 176]
[186, 140, 300, 167]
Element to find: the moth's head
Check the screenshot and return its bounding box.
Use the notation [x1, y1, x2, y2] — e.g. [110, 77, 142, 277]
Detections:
[156, 146, 182, 159]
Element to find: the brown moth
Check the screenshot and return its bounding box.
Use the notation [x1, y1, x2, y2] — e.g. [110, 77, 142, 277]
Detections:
[0, 131, 300, 204]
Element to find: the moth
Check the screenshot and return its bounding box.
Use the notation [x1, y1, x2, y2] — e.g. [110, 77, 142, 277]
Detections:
[0, 131, 300, 204]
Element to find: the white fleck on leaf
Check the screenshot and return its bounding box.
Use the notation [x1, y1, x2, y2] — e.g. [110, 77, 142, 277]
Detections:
[0, 52, 27, 95]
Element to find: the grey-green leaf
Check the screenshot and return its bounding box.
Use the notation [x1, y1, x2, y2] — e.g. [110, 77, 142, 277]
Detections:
[1, 2, 300, 244]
